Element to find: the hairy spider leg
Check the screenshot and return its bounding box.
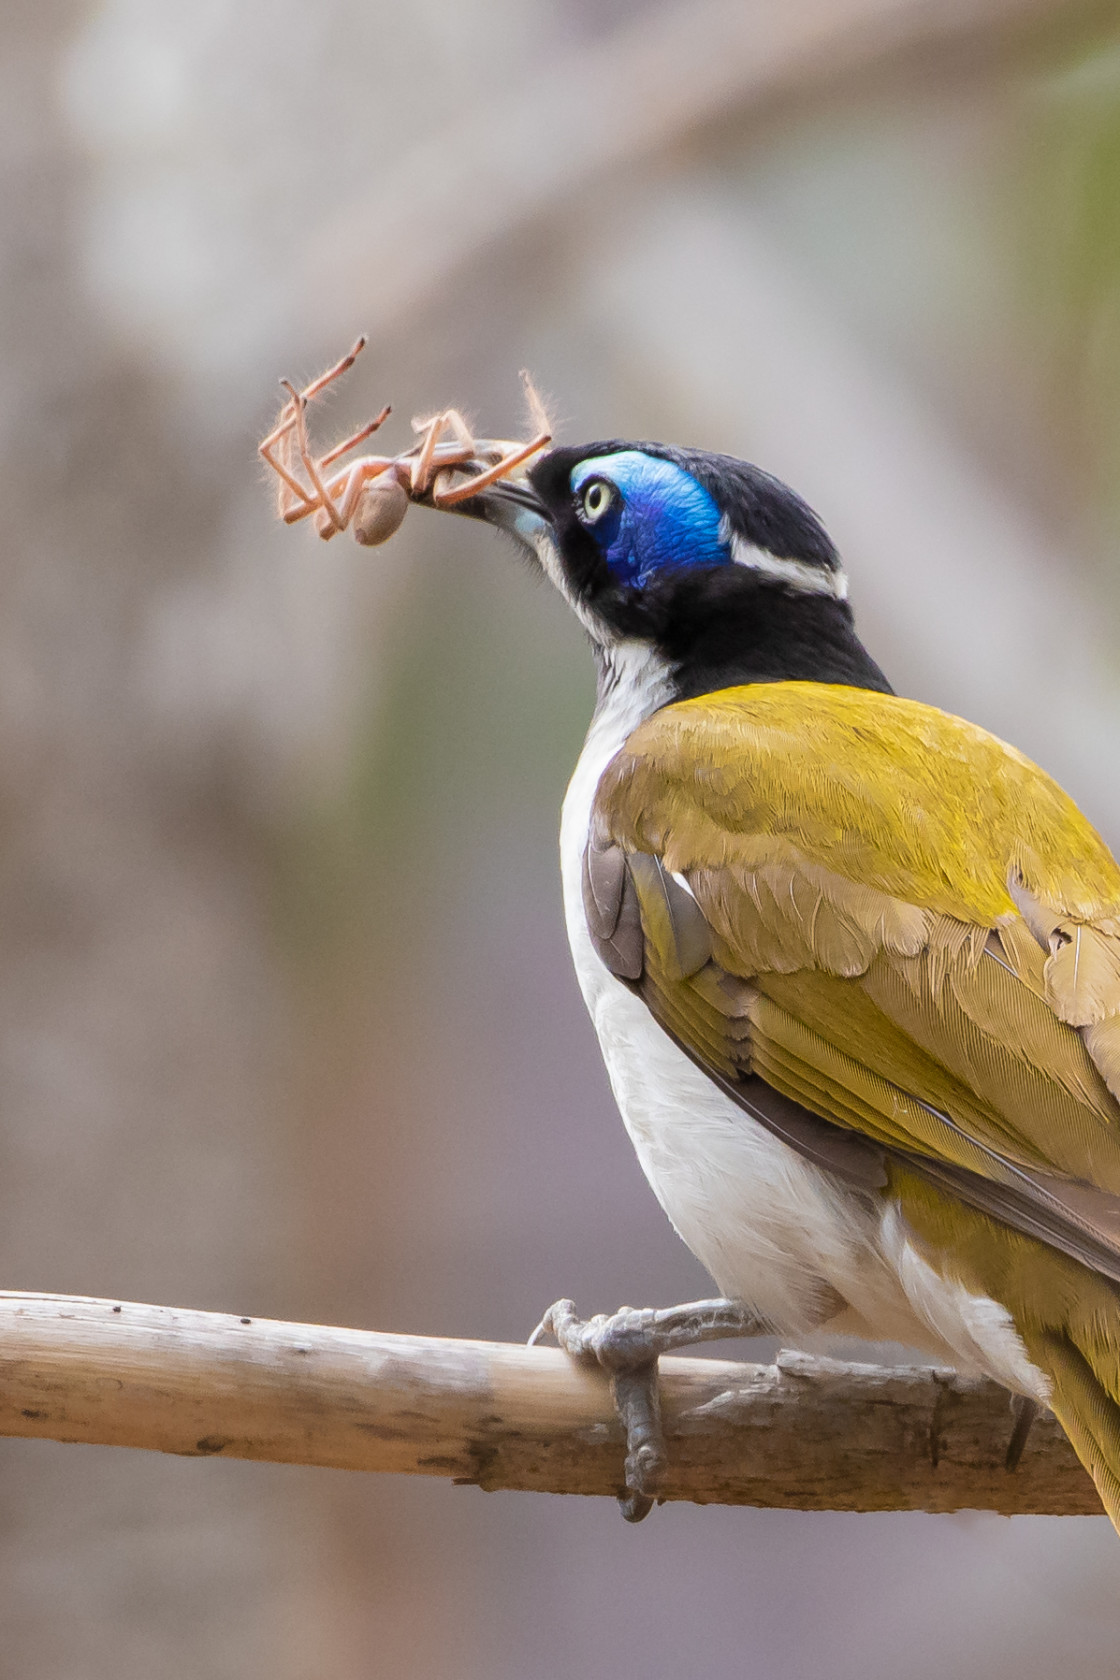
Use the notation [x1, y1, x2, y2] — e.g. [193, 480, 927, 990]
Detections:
[261, 338, 551, 532]
[259, 411, 318, 519]
[409, 409, 477, 496]
[267, 413, 397, 528]
[433, 428, 551, 507]
[520, 368, 551, 440]
[319, 406, 392, 470]
[299, 334, 368, 403]
[280, 380, 350, 531]
[311, 456, 406, 538]
[261, 334, 369, 450]
[304, 407, 397, 535]
[258, 336, 372, 519]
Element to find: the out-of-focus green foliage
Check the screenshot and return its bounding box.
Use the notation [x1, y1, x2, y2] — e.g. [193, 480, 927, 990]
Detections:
[1018, 29, 1120, 534]
[269, 537, 591, 984]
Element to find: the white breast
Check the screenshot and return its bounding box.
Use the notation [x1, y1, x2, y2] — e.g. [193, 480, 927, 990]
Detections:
[560, 645, 1047, 1398]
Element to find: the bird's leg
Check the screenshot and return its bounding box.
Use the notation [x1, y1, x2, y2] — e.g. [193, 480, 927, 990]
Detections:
[530, 1296, 768, 1523]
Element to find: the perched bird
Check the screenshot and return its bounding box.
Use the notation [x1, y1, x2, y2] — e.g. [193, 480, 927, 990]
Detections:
[428, 434, 1120, 1528]
[263, 354, 1120, 1522]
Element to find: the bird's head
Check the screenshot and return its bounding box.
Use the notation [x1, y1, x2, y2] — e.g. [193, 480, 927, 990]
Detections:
[454, 440, 891, 703]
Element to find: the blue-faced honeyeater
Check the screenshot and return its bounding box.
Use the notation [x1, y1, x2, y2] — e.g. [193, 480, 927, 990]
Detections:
[424, 434, 1120, 1527]
[271, 377, 1120, 1528]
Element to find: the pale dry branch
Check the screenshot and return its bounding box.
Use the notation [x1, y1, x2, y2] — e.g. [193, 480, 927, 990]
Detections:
[304, 0, 1095, 342]
[0, 1292, 1101, 1514]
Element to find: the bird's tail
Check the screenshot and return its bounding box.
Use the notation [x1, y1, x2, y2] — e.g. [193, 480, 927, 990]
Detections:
[1021, 1330, 1120, 1529]
[896, 1168, 1120, 1533]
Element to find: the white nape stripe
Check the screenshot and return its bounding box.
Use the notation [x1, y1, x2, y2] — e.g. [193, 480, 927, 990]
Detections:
[723, 525, 848, 600]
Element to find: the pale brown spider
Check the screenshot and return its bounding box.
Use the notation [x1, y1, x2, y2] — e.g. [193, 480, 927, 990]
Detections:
[259, 336, 552, 546]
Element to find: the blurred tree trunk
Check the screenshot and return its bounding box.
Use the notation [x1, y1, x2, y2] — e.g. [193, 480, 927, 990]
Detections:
[0, 10, 347, 1677]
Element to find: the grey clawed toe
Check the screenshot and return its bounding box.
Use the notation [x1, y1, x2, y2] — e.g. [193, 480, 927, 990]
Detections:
[530, 1296, 767, 1521]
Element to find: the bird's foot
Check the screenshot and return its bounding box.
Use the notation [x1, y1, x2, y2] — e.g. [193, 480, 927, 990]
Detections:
[529, 1296, 766, 1522]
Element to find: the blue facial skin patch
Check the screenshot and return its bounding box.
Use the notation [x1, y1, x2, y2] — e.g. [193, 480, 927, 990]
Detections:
[571, 451, 730, 588]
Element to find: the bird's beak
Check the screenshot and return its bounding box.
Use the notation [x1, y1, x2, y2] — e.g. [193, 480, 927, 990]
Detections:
[461, 477, 553, 546]
[418, 439, 554, 550]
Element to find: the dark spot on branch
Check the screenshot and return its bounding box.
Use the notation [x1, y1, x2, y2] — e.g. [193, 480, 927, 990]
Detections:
[460, 1440, 501, 1489]
[929, 1376, 951, 1471]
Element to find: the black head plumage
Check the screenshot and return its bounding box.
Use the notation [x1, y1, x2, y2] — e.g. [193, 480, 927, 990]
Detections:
[521, 440, 890, 699]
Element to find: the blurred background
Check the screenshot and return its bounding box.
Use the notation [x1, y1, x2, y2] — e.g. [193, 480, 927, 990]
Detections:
[3, 0, 1120, 1674]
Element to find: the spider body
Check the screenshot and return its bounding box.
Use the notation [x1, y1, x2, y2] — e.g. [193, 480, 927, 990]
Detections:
[259, 336, 550, 544]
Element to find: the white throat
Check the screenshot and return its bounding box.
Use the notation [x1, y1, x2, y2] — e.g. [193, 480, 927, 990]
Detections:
[593, 639, 674, 738]
[559, 639, 673, 959]
[571, 641, 673, 840]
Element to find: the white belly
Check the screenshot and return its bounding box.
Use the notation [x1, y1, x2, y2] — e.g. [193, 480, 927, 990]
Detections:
[560, 650, 1047, 1399]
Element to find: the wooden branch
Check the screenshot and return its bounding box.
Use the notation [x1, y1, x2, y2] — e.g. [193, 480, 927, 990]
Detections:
[0, 1292, 1099, 1514]
[308, 0, 1096, 340]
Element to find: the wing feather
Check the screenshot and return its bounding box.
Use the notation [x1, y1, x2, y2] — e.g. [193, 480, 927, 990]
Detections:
[592, 682, 1120, 1281]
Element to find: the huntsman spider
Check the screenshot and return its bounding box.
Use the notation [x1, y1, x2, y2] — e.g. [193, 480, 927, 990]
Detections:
[259, 336, 552, 547]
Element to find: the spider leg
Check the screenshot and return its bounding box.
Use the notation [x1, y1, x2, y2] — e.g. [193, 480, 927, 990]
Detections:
[319, 405, 392, 471]
[433, 429, 551, 508]
[283, 452, 399, 532]
[259, 414, 318, 520]
[298, 335, 368, 406]
[262, 337, 372, 460]
[435, 408, 476, 454]
[313, 459, 409, 542]
[261, 337, 374, 521]
[520, 369, 551, 440]
[260, 341, 549, 537]
[258, 405, 299, 455]
[281, 379, 345, 531]
[334, 458, 403, 528]
[409, 412, 455, 496]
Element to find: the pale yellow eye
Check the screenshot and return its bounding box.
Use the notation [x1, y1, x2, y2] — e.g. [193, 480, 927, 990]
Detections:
[581, 479, 615, 522]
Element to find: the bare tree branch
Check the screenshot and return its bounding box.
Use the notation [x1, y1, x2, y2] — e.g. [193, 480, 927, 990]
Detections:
[0, 1292, 1099, 1514]
[301, 0, 1096, 343]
